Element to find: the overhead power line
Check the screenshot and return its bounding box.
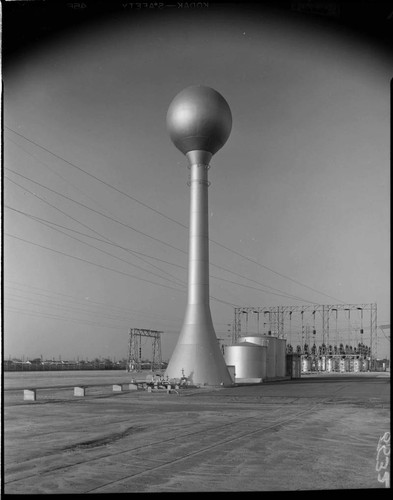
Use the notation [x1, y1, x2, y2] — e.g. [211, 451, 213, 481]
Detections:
[5, 305, 131, 332]
[6, 170, 187, 256]
[6, 171, 321, 304]
[5, 234, 237, 309]
[7, 206, 186, 270]
[6, 294, 182, 330]
[6, 294, 134, 325]
[6, 181, 239, 307]
[7, 203, 315, 304]
[8, 203, 185, 288]
[5, 280, 184, 323]
[6, 180, 240, 307]
[209, 240, 345, 304]
[6, 176, 187, 286]
[6, 127, 346, 304]
[6, 127, 187, 228]
[6, 135, 115, 217]
[5, 232, 186, 293]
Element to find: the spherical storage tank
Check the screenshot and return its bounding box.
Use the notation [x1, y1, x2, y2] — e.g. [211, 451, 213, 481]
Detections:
[240, 335, 277, 378]
[167, 85, 232, 156]
[224, 342, 267, 380]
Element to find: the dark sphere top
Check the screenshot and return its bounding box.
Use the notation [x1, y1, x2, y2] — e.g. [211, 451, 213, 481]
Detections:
[166, 86, 232, 156]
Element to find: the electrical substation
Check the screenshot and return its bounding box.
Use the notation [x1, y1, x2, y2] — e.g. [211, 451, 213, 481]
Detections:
[233, 303, 379, 374]
[126, 303, 385, 383]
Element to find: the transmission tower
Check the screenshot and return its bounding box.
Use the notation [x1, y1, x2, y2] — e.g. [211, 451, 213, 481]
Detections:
[127, 328, 163, 372]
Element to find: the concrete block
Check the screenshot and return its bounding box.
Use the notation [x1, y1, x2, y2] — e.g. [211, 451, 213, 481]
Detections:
[128, 383, 138, 391]
[24, 389, 36, 401]
[235, 378, 263, 384]
[113, 384, 123, 392]
[147, 386, 152, 392]
[74, 386, 86, 397]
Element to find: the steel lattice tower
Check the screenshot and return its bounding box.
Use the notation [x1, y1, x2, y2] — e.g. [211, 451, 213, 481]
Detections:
[127, 328, 163, 372]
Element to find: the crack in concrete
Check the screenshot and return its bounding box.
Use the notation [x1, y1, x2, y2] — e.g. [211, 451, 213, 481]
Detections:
[64, 426, 145, 451]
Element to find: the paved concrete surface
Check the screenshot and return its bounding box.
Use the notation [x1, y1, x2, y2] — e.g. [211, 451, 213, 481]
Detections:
[3, 372, 390, 493]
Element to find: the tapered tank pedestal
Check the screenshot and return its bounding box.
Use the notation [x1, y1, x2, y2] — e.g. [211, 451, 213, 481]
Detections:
[166, 304, 233, 386]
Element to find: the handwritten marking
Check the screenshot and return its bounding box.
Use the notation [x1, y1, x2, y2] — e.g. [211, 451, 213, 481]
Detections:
[376, 432, 390, 487]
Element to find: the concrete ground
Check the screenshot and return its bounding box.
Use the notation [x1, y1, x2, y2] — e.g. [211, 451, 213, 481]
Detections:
[2, 371, 390, 493]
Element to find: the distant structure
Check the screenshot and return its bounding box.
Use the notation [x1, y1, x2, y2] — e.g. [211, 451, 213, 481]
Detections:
[127, 328, 162, 372]
[164, 85, 233, 386]
[233, 303, 379, 372]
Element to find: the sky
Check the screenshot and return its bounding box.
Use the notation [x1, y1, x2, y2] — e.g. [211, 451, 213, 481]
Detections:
[2, 1, 391, 362]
